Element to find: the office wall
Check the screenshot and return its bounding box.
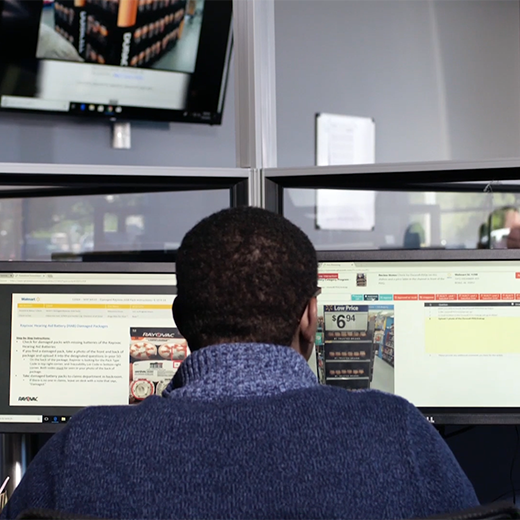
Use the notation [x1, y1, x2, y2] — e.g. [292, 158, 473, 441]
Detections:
[275, 0, 520, 167]
[0, 61, 236, 167]
[276, 0, 520, 250]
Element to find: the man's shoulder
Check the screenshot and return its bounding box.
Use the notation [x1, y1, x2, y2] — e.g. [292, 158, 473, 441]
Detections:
[274, 385, 419, 430]
[298, 384, 414, 411]
[65, 397, 166, 436]
[65, 388, 421, 438]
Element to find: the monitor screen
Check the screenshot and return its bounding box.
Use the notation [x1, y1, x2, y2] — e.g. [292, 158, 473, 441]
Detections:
[316, 250, 520, 424]
[0, 0, 232, 123]
[0, 262, 184, 433]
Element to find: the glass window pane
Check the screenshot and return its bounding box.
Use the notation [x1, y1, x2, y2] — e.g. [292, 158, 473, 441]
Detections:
[0, 190, 229, 261]
[284, 188, 520, 250]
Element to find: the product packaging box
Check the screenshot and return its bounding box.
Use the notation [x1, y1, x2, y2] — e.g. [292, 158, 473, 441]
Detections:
[129, 326, 189, 403]
[84, 0, 186, 67]
[54, 0, 89, 58]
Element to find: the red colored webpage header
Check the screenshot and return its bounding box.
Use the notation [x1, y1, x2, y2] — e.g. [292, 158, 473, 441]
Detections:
[394, 294, 418, 301]
[435, 294, 457, 301]
[479, 294, 500, 300]
[318, 273, 339, 279]
[458, 294, 478, 301]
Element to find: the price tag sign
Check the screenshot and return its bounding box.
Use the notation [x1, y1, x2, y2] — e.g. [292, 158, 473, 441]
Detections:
[323, 304, 368, 332]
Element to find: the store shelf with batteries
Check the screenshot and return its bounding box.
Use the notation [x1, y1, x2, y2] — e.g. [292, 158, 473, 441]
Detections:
[322, 340, 373, 391]
[318, 305, 395, 393]
[373, 315, 394, 368]
[314, 327, 326, 386]
[373, 329, 384, 359]
[86, 0, 186, 67]
[382, 323, 394, 368]
[50, 0, 188, 68]
[53, 1, 87, 51]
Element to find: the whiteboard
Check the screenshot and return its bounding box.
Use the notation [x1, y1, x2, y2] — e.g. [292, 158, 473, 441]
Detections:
[315, 113, 376, 231]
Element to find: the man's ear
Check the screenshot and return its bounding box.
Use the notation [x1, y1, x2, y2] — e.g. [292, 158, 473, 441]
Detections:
[173, 296, 185, 335]
[298, 297, 318, 361]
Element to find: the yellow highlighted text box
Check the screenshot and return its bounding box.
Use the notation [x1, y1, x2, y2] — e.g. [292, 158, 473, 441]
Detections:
[425, 317, 520, 354]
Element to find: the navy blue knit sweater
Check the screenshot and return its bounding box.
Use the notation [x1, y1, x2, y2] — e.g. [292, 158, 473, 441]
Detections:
[1, 344, 478, 519]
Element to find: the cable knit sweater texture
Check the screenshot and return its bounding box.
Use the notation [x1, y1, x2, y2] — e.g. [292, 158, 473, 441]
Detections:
[1, 343, 478, 519]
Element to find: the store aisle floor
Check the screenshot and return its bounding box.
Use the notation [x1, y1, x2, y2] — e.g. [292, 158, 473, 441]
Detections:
[153, 1, 205, 73]
[42, 6, 54, 27]
[371, 356, 394, 394]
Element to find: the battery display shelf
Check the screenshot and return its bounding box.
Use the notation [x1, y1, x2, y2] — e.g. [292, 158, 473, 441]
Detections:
[382, 325, 394, 367]
[54, 0, 89, 57]
[54, 0, 188, 67]
[373, 328, 385, 359]
[323, 341, 373, 391]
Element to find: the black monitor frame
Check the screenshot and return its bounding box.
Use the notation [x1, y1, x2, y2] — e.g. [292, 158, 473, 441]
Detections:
[264, 159, 520, 215]
[0, 0, 234, 125]
[0, 261, 176, 433]
[7, 250, 520, 430]
[317, 248, 520, 425]
[0, 168, 249, 206]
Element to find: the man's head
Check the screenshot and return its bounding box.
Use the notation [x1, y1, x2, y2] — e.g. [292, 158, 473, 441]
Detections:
[173, 207, 318, 359]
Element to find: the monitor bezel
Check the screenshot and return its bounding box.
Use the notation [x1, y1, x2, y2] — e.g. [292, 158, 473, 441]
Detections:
[0, 0, 233, 125]
[0, 261, 176, 274]
[6, 252, 520, 429]
[0, 261, 176, 433]
[317, 248, 520, 425]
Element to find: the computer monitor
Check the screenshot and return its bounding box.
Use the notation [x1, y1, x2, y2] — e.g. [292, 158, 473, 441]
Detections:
[316, 249, 520, 424]
[0, 261, 181, 433]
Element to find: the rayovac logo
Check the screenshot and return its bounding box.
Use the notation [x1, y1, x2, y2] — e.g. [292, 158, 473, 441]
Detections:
[78, 11, 87, 54]
[120, 32, 132, 66]
[18, 396, 38, 402]
[142, 332, 177, 338]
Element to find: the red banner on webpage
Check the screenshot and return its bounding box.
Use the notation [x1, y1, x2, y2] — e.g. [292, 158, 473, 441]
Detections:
[436, 294, 457, 301]
[479, 294, 500, 300]
[318, 273, 339, 279]
[458, 294, 478, 301]
[394, 294, 418, 301]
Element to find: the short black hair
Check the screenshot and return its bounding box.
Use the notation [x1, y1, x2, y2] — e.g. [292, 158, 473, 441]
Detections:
[174, 207, 318, 350]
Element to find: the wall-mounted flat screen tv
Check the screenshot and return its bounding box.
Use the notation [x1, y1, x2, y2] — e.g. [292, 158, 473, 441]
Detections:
[0, 0, 232, 123]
